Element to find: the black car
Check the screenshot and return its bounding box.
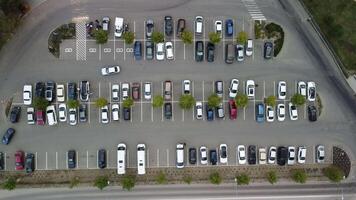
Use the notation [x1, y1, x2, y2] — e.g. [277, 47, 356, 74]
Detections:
[206, 42, 215, 62]
[80, 81, 89, 102]
[176, 18, 185, 37]
[10, 106, 21, 123]
[35, 82, 45, 98]
[146, 41, 154, 60]
[123, 107, 131, 121]
[277, 146, 288, 166]
[308, 105, 317, 122]
[264, 42, 273, 59]
[189, 148, 197, 165]
[2, 128, 15, 145]
[0, 152, 4, 170]
[25, 153, 35, 173]
[79, 104, 87, 122]
[206, 105, 214, 121]
[164, 103, 172, 119]
[248, 145, 257, 165]
[98, 149, 106, 169]
[209, 150, 217, 165]
[68, 150, 76, 169]
[68, 82, 77, 100]
[195, 41, 204, 62]
[134, 41, 142, 60]
[45, 81, 55, 102]
[165, 16, 173, 36]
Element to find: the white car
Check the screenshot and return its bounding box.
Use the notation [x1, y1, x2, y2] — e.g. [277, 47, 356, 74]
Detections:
[144, 82, 152, 100]
[183, 80, 191, 95]
[176, 143, 185, 169]
[56, 84, 65, 102]
[219, 144, 228, 164]
[121, 83, 130, 100]
[307, 81, 316, 101]
[236, 44, 244, 62]
[23, 85, 32, 105]
[229, 79, 239, 98]
[114, 17, 124, 38]
[297, 81, 307, 97]
[289, 103, 298, 121]
[137, 144, 146, 175]
[237, 145, 246, 165]
[112, 103, 120, 121]
[268, 146, 277, 164]
[196, 101, 203, 120]
[26, 107, 35, 125]
[68, 108, 77, 126]
[266, 106, 274, 122]
[215, 20, 222, 38]
[102, 16, 110, 32]
[259, 147, 267, 164]
[200, 146, 208, 165]
[316, 145, 325, 163]
[245, 39, 253, 56]
[46, 105, 57, 126]
[112, 84, 120, 102]
[156, 43, 165, 60]
[165, 42, 174, 60]
[298, 146, 307, 164]
[287, 146, 296, 165]
[101, 65, 120, 76]
[58, 103, 67, 122]
[117, 143, 126, 174]
[277, 104, 285, 122]
[277, 81, 287, 100]
[101, 105, 109, 124]
[246, 80, 255, 99]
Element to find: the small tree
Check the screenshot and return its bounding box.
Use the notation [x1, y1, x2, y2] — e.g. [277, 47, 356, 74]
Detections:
[181, 30, 193, 44]
[265, 95, 276, 107]
[266, 171, 278, 184]
[123, 31, 135, 44]
[323, 166, 344, 183]
[123, 97, 134, 108]
[208, 32, 221, 44]
[69, 177, 80, 189]
[95, 97, 108, 108]
[291, 169, 307, 184]
[235, 93, 248, 108]
[94, 176, 109, 190]
[33, 97, 49, 110]
[179, 95, 195, 110]
[236, 31, 248, 44]
[121, 175, 136, 191]
[152, 95, 164, 108]
[235, 173, 250, 185]
[94, 29, 108, 44]
[207, 94, 221, 108]
[183, 175, 192, 184]
[67, 99, 79, 109]
[152, 31, 164, 43]
[156, 171, 167, 184]
[291, 94, 306, 106]
[2, 177, 16, 190]
[209, 172, 222, 185]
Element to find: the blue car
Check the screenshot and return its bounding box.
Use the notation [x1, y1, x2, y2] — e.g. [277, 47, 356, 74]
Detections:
[134, 41, 142, 60]
[256, 103, 265, 123]
[225, 19, 233, 37]
[2, 128, 15, 145]
[206, 105, 214, 121]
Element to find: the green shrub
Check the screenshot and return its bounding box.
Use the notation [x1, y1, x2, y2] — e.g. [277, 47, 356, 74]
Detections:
[123, 97, 134, 108]
[179, 95, 195, 110]
[235, 93, 248, 108]
[121, 175, 136, 191]
[33, 97, 49, 110]
[236, 31, 248, 44]
[67, 99, 79, 109]
[323, 166, 344, 183]
[181, 31, 193, 44]
[94, 176, 109, 190]
[208, 32, 221, 44]
[69, 177, 80, 189]
[266, 171, 278, 184]
[265, 95, 276, 107]
[2, 177, 16, 190]
[291, 94, 306, 106]
[207, 94, 221, 108]
[94, 29, 108, 44]
[156, 171, 167, 184]
[123, 31, 135, 44]
[95, 97, 108, 108]
[209, 172, 222, 185]
[235, 173, 250, 185]
[291, 169, 307, 184]
[152, 95, 164, 108]
[152, 31, 164, 43]
[183, 176, 192, 184]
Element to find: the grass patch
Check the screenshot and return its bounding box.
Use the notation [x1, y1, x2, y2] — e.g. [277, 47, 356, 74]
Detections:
[254, 21, 284, 57]
[48, 23, 76, 58]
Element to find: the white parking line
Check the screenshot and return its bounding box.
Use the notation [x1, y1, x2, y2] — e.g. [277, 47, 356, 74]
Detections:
[96, 150, 99, 169]
[151, 94, 154, 122]
[109, 82, 112, 103]
[113, 35, 116, 60]
[123, 42, 126, 61]
[76, 151, 79, 169]
[106, 150, 109, 168]
[157, 149, 160, 167]
[88, 101, 91, 124]
[141, 82, 143, 122]
[161, 81, 164, 122]
[183, 44, 186, 60]
[86, 151, 89, 168]
[192, 81, 195, 120]
[166, 149, 169, 167]
[173, 20, 176, 59]
[66, 152, 68, 169]
[99, 44, 102, 60]
[127, 149, 129, 168]
[242, 16, 245, 31]
[4, 152, 6, 170]
[56, 152, 58, 169]
[244, 107, 246, 120]
[202, 81, 205, 120]
[147, 148, 150, 167]
[304, 103, 307, 120]
[171, 81, 174, 121]
[143, 20, 146, 61]
[182, 109, 184, 122]
[98, 81, 101, 97]
[46, 152, 48, 170]
[273, 81, 276, 96]
[35, 152, 38, 169]
[263, 80, 266, 98]
[133, 20, 136, 33]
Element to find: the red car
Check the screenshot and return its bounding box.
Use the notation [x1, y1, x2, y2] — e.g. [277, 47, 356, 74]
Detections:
[131, 82, 140, 101]
[36, 110, 45, 125]
[15, 150, 24, 170]
[229, 99, 237, 120]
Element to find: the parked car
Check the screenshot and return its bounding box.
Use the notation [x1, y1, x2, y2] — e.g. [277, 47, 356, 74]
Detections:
[219, 144, 228, 164]
[246, 39, 253, 56]
[176, 143, 185, 169]
[23, 84, 32, 105]
[225, 43, 235, 64]
[209, 149, 217, 165]
[80, 81, 89, 101]
[146, 19, 154, 39]
[164, 103, 172, 119]
[46, 105, 57, 126]
[132, 82, 140, 101]
[264, 42, 273, 59]
[25, 153, 35, 173]
[114, 17, 124, 37]
[316, 145, 325, 163]
[237, 145, 246, 165]
[289, 103, 298, 121]
[122, 82, 130, 100]
[246, 80, 255, 99]
[112, 84, 120, 102]
[206, 42, 215, 62]
[10, 106, 21, 123]
[2, 128, 15, 145]
[98, 149, 106, 169]
[215, 81, 223, 98]
[277, 104, 286, 122]
[308, 105, 317, 122]
[165, 42, 174, 60]
[58, 103, 67, 122]
[268, 146, 277, 164]
[156, 42, 165, 60]
[117, 143, 126, 174]
[146, 41, 154, 60]
[15, 150, 24, 170]
[101, 105, 109, 124]
[248, 145, 257, 165]
[229, 79, 239, 98]
[183, 80, 191, 94]
[206, 105, 214, 121]
[112, 104, 120, 121]
[144, 82, 152, 100]
[298, 146, 307, 164]
[200, 146, 208, 165]
[164, 81, 172, 100]
[235, 44, 244, 62]
[27, 107, 35, 125]
[195, 41, 204, 62]
[68, 150, 76, 169]
[278, 81, 286, 100]
[67, 82, 77, 100]
[189, 147, 197, 165]
[101, 65, 120, 76]
[277, 146, 287, 166]
[176, 18, 186, 37]
[259, 147, 267, 164]
[56, 84, 65, 102]
[307, 81, 316, 101]
[228, 99, 237, 120]
[137, 144, 146, 175]
[266, 105, 274, 122]
[102, 16, 110, 31]
[35, 82, 45, 98]
[196, 101, 203, 120]
[256, 103, 265, 122]
[134, 41, 142, 60]
[45, 81, 55, 102]
[288, 146, 296, 165]
[216, 103, 225, 119]
[68, 108, 77, 126]
[36, 110, 45, 125]
[123, 108, 131, 121]
[215, 20, 222, 38]
[195, 16, 203, 35]
[0, 152, 4, 170]
[164, 16, 173, 36]
[225, 19, 233, 36]
[79, 104, 87, 122]
[297, 81, 307, 97]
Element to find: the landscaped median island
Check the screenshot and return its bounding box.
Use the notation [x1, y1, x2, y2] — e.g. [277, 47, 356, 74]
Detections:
[255, 21, 285, 57]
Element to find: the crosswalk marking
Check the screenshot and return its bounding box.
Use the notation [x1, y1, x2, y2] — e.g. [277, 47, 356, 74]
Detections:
[241, 0, 267, 21]
[76, 22, 87, 60]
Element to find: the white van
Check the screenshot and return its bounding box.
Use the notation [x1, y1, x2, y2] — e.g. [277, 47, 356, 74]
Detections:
[117, 143, 126, 174]
[176, 143, 185, 168]
[195, 16, 203, 35]
[115, 17, 124, 38]
[137, 144, 146, 175]
[46, 105, 57, 126]
[144, 82, 152, 100]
